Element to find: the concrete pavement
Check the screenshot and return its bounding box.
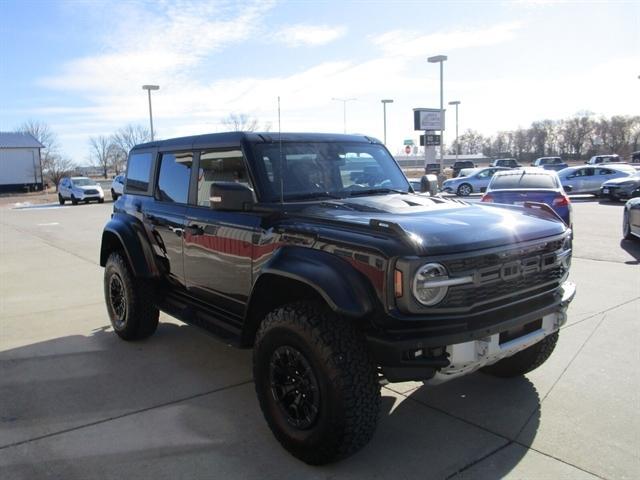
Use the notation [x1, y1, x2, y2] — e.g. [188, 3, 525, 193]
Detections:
[0, 199, 638, 479]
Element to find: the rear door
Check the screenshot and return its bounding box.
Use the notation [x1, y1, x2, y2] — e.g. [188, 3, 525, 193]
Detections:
[183, 147, 260, 316]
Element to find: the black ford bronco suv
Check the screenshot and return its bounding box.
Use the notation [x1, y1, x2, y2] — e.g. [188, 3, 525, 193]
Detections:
[100, 132, 575, 464]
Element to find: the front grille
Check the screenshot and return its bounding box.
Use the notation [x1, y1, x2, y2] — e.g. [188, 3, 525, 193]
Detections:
[438, 237, 568, 310]
[441, 266, 565, 309]
[84, 189, 99, 195]
[445, 239, 563, 274]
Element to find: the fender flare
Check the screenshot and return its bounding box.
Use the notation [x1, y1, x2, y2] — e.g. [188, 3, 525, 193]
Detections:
[252, 246, 376, 318]
[99, 213, 160, 278]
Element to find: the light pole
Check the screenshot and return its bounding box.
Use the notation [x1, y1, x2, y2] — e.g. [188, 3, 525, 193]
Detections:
[381, 99, 394, 144]
[332, 97, 356, 134]
[448, 100, 460, 162]
[142, 84, 160, 141]
[427, 55, 447, 169]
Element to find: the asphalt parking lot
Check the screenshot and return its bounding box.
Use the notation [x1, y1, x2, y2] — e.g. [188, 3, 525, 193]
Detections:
[1, 197, 639, 479]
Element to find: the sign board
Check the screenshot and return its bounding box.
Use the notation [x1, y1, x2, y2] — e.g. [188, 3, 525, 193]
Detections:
[403, 139, 414, 146]
[420, 134, 441, 146]
[413, 108, 445, 131]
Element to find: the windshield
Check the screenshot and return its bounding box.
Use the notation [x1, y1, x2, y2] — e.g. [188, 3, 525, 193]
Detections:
[489, 172, 558, 190]
[72, 178, 96, 186]
[252, 142, 410, 201]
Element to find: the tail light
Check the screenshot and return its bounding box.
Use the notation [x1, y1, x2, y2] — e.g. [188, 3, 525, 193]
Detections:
[481, 193, 493, 203]
[553, 194, 570, 207]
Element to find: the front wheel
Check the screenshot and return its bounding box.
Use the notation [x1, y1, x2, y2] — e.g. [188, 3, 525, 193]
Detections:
[71, 195, 78, 205]
[253, 301, 381, 465]
[104, 252, 159, 340]
[481, 332, 558, 378]
[457, 183, 472, 196]
[58, 194, 65, 205]
[111, 189, 118, 201]
[98, 198, 104, 204]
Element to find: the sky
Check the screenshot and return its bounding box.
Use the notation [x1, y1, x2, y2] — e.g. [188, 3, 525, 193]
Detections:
[1, 0, 639, 164]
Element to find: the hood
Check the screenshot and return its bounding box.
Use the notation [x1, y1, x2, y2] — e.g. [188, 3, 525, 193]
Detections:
[294, 194, 567, 255]
[75, 184, 101, 190]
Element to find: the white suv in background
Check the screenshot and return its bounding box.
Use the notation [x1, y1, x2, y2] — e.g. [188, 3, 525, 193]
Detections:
[58, 176, 104, 205]
[111, 174, 125, 200]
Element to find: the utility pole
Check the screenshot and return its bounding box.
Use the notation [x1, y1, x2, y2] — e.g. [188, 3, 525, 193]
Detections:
[381, 99, 394, 144]
[332, 97, 357, 134]
[142, 85, 160, 141]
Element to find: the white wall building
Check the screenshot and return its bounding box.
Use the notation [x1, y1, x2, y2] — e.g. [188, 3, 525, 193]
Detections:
[0, 132, 44, 193]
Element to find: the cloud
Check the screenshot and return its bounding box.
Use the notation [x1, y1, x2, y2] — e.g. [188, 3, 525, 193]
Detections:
[273, 24, 347, 47]
[371, 22, 523, 58]
[39, 0, 275, 93]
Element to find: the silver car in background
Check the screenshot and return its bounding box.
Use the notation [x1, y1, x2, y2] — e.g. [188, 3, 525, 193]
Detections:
[557, 164, 635, 196]
[442, 167, 510, 196]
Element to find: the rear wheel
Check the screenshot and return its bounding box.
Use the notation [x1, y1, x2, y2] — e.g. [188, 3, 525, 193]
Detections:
[253, 301, 380, 465]
[98, 198, 104, 204]
[457, 183, 472, 196]
[104, 251, 159, 340]
[481, 332, 558, 377]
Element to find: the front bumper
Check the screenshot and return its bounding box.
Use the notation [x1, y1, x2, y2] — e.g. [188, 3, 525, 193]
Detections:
[367, 281, 576, 383]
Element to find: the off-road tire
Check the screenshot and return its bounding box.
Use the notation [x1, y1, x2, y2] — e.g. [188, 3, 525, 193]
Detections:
[253, 301, 381, 465]
[58, 194, 65, 205]
[481, 332, 559, 378]
[457, 183, 472, 196]
[71, 195, 78, 205]
[104, 251, 159, 341]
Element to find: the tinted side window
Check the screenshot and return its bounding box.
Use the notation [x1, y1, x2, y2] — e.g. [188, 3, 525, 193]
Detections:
[126, 153, 153, 193]
[196, 149, 250, 207]
[157, 152, 193, 204]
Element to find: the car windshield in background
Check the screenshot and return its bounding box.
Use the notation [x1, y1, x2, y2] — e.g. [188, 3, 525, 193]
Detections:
[252, 142, 410, 201]
[490, 172, 558, 189]
[72, 178, 96, 186]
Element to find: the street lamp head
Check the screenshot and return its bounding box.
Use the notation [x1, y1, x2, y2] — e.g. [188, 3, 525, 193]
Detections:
[427, 55, 448, 63]
[142, 85, 160, 91]
[381, 99, 394, 104]
[448, 100, 461, 105]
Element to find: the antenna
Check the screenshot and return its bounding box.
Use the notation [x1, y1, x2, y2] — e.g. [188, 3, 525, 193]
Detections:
[278, 96, 284, 204]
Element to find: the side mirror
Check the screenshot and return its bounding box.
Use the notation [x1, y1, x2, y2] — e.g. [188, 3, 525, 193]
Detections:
[209, 182, 255, 211]
[564, 185, 573, 193]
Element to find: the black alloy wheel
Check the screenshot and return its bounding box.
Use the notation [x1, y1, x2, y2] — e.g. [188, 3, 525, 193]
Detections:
[108, 273, 127, 329]
[269, 345, 320, 430]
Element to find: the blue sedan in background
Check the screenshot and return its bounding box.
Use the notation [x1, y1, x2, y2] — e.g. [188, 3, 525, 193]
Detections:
[481, 169, 572, 227]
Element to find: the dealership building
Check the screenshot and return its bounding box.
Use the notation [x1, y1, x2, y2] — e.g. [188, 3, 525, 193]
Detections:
[0, 132, 44, 193]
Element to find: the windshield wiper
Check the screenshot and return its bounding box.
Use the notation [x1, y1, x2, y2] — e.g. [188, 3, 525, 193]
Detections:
[347, 188, 409, 197]
[283, 191, 344, 202]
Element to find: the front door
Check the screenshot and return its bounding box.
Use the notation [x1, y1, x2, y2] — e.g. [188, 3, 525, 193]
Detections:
[144, 151, 193, 287]
[183, 148, 260, 316]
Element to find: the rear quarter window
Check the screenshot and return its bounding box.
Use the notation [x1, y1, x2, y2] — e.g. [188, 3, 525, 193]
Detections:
[125, 152, 153, 194]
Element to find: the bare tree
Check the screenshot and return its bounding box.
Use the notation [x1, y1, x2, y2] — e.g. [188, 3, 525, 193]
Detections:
[221, 113, 270, 132]
[111, 124, 152, 152]
[89, 135, 111, 178]
[45, 154, 74, 192]
[17, 120, 60, 188]
[456, 129, 485, 154]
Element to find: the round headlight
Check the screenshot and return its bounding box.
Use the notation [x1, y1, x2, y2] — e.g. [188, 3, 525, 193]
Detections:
[412, 263, 449, 306]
